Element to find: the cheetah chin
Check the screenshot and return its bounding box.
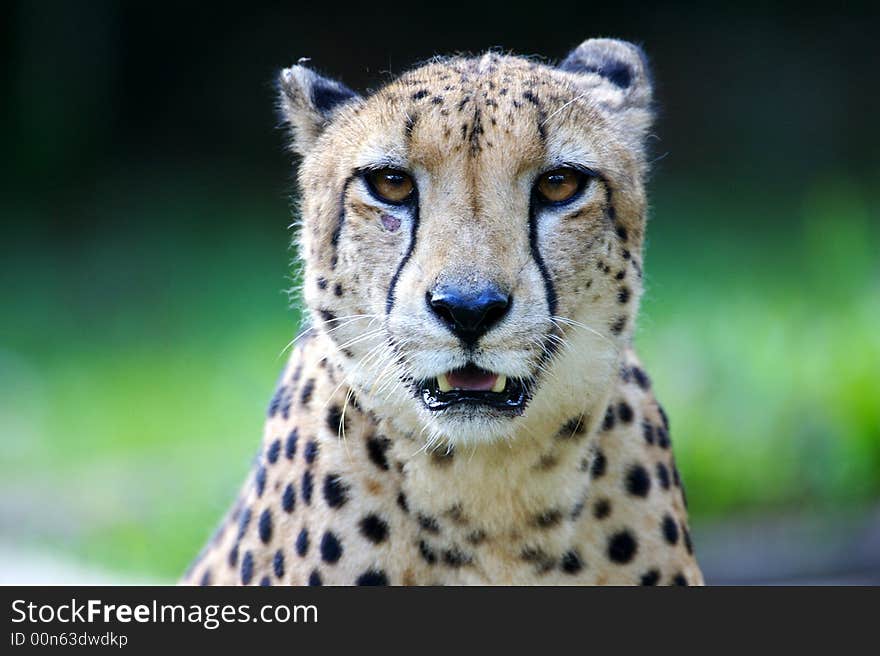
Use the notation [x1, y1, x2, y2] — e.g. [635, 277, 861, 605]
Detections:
[184, 37, 705, 586]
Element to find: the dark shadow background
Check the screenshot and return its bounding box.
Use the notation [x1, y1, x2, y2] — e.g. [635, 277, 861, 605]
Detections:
[1, 1, 878, 583]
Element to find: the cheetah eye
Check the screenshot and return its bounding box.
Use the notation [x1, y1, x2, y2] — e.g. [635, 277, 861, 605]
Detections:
[364, 168, 415, 205]
[535, 167, 587, 205]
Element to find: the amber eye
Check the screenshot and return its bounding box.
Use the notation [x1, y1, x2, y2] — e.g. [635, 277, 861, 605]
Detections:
[535, 168, 585, 204]
[364, 168, 415, 204]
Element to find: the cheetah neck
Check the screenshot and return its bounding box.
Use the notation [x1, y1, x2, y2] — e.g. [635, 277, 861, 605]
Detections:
[336, 334, 620, 544]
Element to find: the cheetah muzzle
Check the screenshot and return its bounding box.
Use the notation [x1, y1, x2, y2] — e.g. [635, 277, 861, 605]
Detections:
[183, 37, 705, 586]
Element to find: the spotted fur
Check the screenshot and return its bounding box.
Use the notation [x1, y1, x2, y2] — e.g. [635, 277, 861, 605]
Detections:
[183, 38, 703, 585]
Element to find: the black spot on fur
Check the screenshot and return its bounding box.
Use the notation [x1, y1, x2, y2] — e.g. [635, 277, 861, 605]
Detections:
[656, 462, 670, 490]
[300, 379, 316, 406]
[285, 429, 299, 459]
[617, 401, 634, 423]
[304, 440, 319, 464]
[356, 569, 389, 585]
[267, 385, 284, 417]
[323, 474, 350, 509]
[240, 551, 254, 584]
[273, 550, 285, 578]
[320, 531, 343, 563]
[296, 528, 309, 557]
[657, 427, 671, 449]
[417, 514, 440, 534]
[591, 450, 607, 479]
[282, 483, 296, 513]
[640, 569, 660, 586]
[561, 549, 584, 574]
[593, 498, 611, 519]
[326, 405, 345, 436]
[258, 509, 273, 544]
[255, 466, 266, 497]
[559, 416, 586, 439]
[658, 404, 670, 430]
[684, 527, 694, 554]
[266, 439, 281, 464]
[521, 547, 556, 573]
[397, 491, 409, 513]
[302, 470, 313, 505]
[642, 421, 655, 445]
[366, 435, 391, 471]
[608, 530, 638, 564]
[419, 540, 437, 564]
[411, 89, 429, 100]
[617, 287, 631, 304]
[662, 514, 679, 545]
[359, 514, 389, 544]
[237, 507, 251, 540]
[333, 283, 343, 297]
[625, 464, 652, 497]
[442, 547, 472, 567]
[308, 569, 322, 586]
[601, 406, 616, 431]
[228, 545, 239, 568]
[611, 316, 627, 335]
[631, 366, 651, 390]
[535, 510, 563, 529]
[616, 225, 628, 241]
[672, 573, 689, 586]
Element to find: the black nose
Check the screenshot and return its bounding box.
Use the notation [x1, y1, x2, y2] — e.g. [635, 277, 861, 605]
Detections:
[427, 284, 511, 346]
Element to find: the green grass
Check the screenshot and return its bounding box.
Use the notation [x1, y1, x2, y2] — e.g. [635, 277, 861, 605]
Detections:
[1, 175, 878, 580]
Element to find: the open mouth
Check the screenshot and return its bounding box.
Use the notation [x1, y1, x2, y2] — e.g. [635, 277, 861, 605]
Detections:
[418, 363, 528, 413]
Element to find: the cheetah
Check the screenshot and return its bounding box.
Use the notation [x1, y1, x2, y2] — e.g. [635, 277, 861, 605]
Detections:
[183, 38, 704, 586]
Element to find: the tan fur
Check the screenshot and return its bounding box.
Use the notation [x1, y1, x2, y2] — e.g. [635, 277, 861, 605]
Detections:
[184, 39, 703, 586]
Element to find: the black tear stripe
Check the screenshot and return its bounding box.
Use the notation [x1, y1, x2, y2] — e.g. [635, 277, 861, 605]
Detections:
[330, 174, 357, 270]
[530, 173, 619, 365]
[595, 174, 618, 228]
[528, 199, 559, 321]
[385, 199, 421, 314]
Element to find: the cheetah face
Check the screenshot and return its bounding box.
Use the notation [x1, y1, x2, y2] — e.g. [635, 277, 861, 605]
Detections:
[280, 39, 654, 444]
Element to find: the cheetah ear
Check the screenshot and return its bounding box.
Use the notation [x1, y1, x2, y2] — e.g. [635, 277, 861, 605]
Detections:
[559, 38, 654, 139]
[277, 63, 361, 156]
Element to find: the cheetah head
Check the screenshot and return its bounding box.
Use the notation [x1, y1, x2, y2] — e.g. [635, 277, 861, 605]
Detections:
[280, 39, 653, 445]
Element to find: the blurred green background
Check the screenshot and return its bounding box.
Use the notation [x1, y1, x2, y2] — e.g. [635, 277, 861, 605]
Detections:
[1, 2, 878, 583]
